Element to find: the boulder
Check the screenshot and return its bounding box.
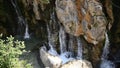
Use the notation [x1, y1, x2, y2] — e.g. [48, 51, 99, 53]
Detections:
[39, 46, 62, 68]
[39, 46, 93, 68]
[60, 60, 93, 68]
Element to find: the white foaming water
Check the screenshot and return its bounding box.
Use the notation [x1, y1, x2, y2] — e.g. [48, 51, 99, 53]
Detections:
[59, 52, 74, 64]
[46, 19, 83, 64]
[77, 38, 82, 59]
[100, 60, 115, 68]
[100, 33, 115, 68]
[59, 27, 67, 54]
[24, 24, 30, 39]
[47, 25, 76, 64]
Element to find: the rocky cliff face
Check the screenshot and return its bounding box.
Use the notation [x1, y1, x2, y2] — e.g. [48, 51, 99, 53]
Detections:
[0, 0, 112, 43]
[56, 0, 110, 45]
[0, 0, 120, 68]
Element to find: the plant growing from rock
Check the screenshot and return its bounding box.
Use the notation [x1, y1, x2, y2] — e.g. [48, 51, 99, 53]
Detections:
[0, 34, 32, 68]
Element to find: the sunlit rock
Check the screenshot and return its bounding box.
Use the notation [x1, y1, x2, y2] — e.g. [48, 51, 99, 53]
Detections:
[39, 46, 62, 68]
[56, 0, 107, 45]
[56, 0, 84, 37]
[82, 0, 107, 45]
[60, 60, 93, 68]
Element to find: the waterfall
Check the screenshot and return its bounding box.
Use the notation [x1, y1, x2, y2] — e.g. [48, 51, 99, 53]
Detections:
[47, 24, 58, 56]
[58, 27, 74, 64]
[11, 0, 25, 25]
[11, 0, 30, 38]
[101, 33, 110, 60]
[11, 0, 21, 17]
[77, 37, 82, 59]
[59, 27, 67, 54]
[100, 33, 115, 68]
[44, 23, 84, 64]
[68, 36, 74, 54]
[24, 23, 30, 39]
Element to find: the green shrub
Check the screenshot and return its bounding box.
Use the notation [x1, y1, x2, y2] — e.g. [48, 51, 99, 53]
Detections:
[0, 34, 32, 68]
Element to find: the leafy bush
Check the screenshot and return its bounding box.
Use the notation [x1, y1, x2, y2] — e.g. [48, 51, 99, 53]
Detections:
[0, 34, 32, 68]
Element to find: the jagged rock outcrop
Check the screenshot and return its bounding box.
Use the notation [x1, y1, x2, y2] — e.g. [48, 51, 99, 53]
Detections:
[56, 0, 113, 45]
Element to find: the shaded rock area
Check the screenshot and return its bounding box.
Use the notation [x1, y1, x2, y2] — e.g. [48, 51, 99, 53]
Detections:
[21, 51, 41, 68]
[109, 0, 120, 68]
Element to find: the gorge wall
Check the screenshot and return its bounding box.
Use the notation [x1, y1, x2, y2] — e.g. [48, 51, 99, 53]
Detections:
[0, 0, 120, 68]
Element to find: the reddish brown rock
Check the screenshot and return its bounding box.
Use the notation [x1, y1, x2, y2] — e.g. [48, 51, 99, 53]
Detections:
[56, 0, 108, 45]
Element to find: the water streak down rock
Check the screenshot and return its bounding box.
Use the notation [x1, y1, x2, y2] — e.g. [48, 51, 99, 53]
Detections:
[11, 0, 30, 37]
[59, 27, 67, 54]
[56, 0, 108, 45]
[100, 33, 115, 68]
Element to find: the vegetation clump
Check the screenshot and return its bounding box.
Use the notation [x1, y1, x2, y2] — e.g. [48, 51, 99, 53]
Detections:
[0, 34, 32, 68]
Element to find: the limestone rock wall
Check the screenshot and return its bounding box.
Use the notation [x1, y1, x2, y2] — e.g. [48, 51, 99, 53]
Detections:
[1, 0, 120, 67]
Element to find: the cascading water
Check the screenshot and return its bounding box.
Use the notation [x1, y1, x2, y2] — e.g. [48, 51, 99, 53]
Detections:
[77, 37, 82, 59]
[42, 23, 84, 65]
[59, 27, 67, 53]
[42, 9, 83, 64]
[59, 27, 74, 64]
[100, 33, 115, 68]
[47, 24, 58, 56]
[101, 33, 110, 60]
[11, 0, 30, 38]
[24, 23, 30, 39]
